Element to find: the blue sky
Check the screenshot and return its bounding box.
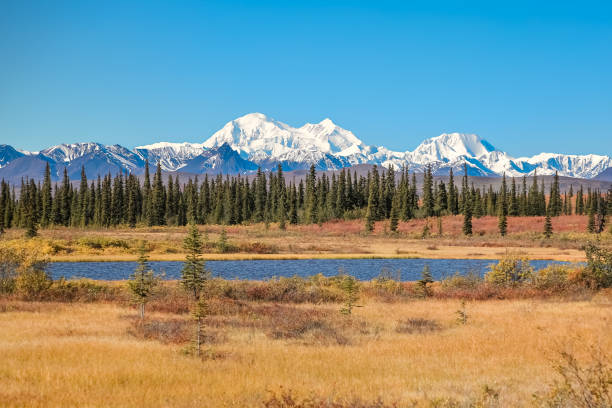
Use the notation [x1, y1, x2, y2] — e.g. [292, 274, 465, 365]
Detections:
[1, 0, 611, 156]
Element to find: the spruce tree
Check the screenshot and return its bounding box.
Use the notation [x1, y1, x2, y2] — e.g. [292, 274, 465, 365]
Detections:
[498, 206, 507, 236]
[365, 186, 375, 233]
[23, 181, 38, 238]
[149, 163, 166, 226]
[278, 188, 287, 230]
[587, 206, 595, 233]
[181, 224, 211, 357]
[41, 163, 52, 227]
[78, 166, 88, 227]
[127, 241, 160, 319]
[544, 211, 553, 239]
[60, 168, 71, 226]
[422, 165, 434, 217]
[447, 168, 457, 215]
[389, 191, 400, 233]
[462, 192, 473, 236]
[142, 160, 151, 222]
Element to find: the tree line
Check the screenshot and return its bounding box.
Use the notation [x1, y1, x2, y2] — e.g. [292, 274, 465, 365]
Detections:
[1, 161, 610, 237]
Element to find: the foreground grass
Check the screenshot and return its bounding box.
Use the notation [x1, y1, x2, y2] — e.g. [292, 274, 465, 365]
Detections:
[1, 296, 610, 407]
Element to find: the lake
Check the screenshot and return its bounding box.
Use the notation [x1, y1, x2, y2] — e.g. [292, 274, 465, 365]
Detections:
[49, 258, 569, 281]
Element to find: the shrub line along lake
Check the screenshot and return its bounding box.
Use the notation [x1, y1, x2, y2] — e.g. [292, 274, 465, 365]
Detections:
[49, 258, 569, 281]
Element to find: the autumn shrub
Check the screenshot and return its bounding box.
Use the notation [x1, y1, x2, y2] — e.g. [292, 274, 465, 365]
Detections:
[77, 237, 130, 250]
[534, 346, 611, 408]
[440, 271, 482, 290]
[0, 246, 21, 294]
[395, 318, 441, 334]
[239, 241, 279, 254]
[263, 389, 395, 408]
[581, 242, 612, 288]
[534, 264, 573, 290]
[46, 278, 124, 302]
[485, 253, 534, 286]
[127, 317, 193, 344]
[14, 248, 52, 300]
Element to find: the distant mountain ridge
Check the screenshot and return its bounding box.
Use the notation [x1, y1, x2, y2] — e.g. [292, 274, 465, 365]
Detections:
[1, 113, 610, 181]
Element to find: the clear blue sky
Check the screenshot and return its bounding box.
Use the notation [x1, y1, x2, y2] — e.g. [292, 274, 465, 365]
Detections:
[1, 0, 611, 156]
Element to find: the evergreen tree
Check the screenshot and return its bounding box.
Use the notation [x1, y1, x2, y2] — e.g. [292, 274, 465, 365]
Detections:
[422, 165, 434, 217]
[544, 211, 553, 239]
[462, 189, 473, 236]
[509, 177, 518, 216]
[587, 202, 595, 233]
[364, 186, 375, 233]
[41, 163, 52, 227]
[23, 180, 38, 238]
[389, 191, 400, 233]
[447, 168, 458, 215]
[150, 163, 166, 226]
[548, 171, 562, 216]
[498, 205, 507, 236]
[78, 166, 88, 227]
[60, 168, 71, 225]
[181, 224, 211, 357]
[127, 241, 160, 319]
[142, 160, 152, 222]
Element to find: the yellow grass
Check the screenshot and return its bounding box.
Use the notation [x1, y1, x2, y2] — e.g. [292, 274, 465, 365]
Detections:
[1, 297, 610, 407]
[1, 223, 601, 262]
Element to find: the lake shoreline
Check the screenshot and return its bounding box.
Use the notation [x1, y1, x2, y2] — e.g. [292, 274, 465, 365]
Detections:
[49, 247, 584, 263]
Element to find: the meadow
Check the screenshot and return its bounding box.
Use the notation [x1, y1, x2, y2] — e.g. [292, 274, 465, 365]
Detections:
[1, 289, 610, 407]
[0, 215, 607, 262]
[1, 216, 611, 407]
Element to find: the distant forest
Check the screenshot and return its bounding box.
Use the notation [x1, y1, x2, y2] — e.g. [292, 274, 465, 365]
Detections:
[1, 160, 611, 236]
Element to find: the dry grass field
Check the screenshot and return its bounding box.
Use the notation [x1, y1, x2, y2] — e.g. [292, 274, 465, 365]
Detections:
[1, 295, 610, 407]
[1, 215, 609, 262]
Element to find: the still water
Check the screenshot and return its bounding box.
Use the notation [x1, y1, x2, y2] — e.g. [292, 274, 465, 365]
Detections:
[49, 258, 567, 281]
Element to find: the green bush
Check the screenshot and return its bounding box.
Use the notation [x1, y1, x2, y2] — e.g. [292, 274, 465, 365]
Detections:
[485, 253, 533, 286]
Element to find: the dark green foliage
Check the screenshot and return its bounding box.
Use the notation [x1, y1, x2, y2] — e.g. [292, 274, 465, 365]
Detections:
[181, 224, 210, 300]
[181, 224, 211, 357]
[544, 212, 553, 238]
[2, 161, 609, 236]
[127, 242, 160, 319]
[418, 264, 434, 297]
[339, 274, 360, 315]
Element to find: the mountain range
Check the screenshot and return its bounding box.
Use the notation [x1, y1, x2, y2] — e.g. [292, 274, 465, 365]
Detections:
[1, 113, 610, 182]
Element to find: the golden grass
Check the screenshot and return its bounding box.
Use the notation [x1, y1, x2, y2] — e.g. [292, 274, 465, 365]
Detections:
[1, 297, 610, 407]
[2, 219, 606, 262]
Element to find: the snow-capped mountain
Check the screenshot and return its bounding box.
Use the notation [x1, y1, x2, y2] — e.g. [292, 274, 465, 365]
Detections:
[0, 113, 610, 181]
[134, 142, 206, 171]
[0, 144, 25, 168]
[201, 113, 368, 171]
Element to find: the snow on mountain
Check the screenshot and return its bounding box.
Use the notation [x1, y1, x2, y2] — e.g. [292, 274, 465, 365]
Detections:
[508, 153, 612, 179]
[180, 143, 258, 174]
[202, 113, 368, 170]
[134, 142, 206, 171]
[0, 144, 25, 168]
[0, 113, 609, 180]
[40, 142, 143, 171]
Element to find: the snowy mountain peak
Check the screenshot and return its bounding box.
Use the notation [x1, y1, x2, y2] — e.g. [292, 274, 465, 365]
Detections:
[202, 113, 369, 170]
[1, 113, 609, 180]
[412, 133, 498, 161]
